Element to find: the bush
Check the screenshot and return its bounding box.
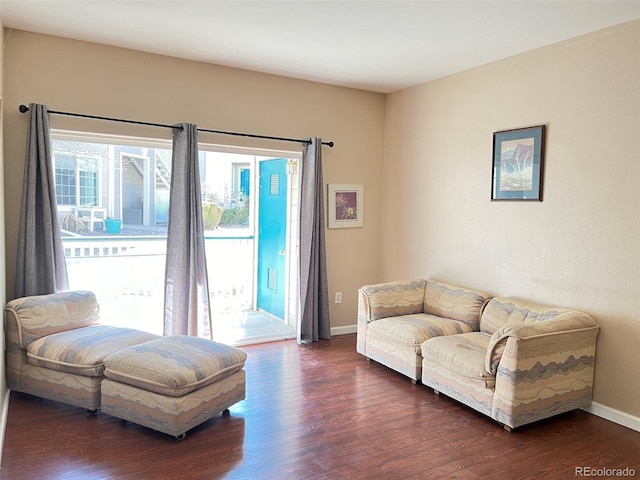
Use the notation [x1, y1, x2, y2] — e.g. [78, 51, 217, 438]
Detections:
[220, 204, 249, 227]
[202, 202, 223, 229]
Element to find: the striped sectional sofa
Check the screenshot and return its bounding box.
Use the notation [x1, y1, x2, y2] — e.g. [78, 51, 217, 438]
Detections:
[357, 279, 599, 430]
[357, 279, 493, 383]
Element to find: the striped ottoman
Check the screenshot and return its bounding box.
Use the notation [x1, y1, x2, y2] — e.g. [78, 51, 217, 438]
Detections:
[100, 335, 247, 439]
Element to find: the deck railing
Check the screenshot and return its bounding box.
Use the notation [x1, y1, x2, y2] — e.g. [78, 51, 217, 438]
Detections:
[63, 235, 255, 335]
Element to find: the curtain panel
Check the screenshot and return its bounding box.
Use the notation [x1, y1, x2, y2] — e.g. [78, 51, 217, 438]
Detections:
[298, 138, 331, 343]
[163, 123, 213, 338]
[15, 103, 69, 299]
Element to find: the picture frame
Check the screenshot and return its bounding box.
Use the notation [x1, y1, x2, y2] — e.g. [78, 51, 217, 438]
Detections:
[327, 184, 363, 228]
[491, 125, 546, 201]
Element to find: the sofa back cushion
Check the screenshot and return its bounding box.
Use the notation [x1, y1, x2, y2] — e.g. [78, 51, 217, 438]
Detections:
[480, 296, 576, 334]
[359, 279, 426, 321]
[5, 291, 100, 348]
[423, 280, 492, 330]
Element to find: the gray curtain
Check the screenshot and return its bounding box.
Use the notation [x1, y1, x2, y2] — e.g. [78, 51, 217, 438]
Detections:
[163, 123, 213, 338]
[298, 138, 331, 343]
[15, 103, 69, 299]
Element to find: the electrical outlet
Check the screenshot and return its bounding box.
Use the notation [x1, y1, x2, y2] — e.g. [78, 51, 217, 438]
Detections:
[335, 292, 342, 304]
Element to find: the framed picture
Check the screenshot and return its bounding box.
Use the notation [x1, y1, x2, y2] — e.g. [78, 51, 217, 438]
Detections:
[327, 184, 363, 228]
[491, 125, 546, 201]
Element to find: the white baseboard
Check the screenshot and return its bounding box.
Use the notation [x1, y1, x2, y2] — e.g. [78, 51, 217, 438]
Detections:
[331, 324, 357, 336]
[582, 401, 640, 433]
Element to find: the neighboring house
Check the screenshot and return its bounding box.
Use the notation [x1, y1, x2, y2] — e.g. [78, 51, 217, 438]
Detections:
[51, 139, 227, 231]
[52, 139, 179, 230]
[115, 144, 173, 226]
[52, 138, 252, 233]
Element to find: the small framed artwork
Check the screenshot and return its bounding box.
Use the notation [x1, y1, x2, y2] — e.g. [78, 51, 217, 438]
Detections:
[491, 125, 546, 201]
[327, 184, 363, 228]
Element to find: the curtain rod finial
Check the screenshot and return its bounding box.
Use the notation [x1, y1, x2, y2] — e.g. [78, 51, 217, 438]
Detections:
[325, 141, 334, 148]
[19, 104, 29, 113]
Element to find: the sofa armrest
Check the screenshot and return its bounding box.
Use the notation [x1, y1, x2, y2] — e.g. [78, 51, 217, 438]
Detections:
[491, 322, 599, 428]
[485, 312, 598, 375]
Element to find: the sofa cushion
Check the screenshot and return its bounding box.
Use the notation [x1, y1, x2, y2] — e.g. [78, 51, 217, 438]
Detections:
[103, 336, 247, 397]
[480, 297, 575, 335]
[6, 291, 100, 348]
[26, 325, 159, 377]
[359, 279, 427, 321]
[423, 280, 492, 330]
[421, 332, 496, 388]
[367, 313, 475, 352]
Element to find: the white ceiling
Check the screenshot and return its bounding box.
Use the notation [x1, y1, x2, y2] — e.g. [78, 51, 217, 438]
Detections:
[2, 1, 640, 93]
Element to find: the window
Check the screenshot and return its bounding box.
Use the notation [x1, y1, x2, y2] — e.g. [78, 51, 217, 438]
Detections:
[54, 152, 100, 206]
[50, 134, 262, 335]
[50, 132, 300, 342]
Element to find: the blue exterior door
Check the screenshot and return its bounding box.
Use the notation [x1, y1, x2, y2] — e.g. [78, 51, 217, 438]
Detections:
[257, 158, 288, 320]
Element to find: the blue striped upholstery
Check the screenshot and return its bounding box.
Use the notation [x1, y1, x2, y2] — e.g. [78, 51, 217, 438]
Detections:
[27, 325, 159, 376]
[357, 279, 491, 381]
[103, 336, 247, 396]
[422, 296, 599, 429]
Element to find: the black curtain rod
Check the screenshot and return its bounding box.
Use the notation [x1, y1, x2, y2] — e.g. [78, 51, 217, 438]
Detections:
[18, 104, 334, 148]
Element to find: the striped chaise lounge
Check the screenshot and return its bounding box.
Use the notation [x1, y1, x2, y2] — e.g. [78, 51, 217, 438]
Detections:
[5, 290, 158, 411]
[5, 290, 247, 438]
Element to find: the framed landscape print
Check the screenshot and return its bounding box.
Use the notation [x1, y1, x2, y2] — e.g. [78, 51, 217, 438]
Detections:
[491, 125, 546, 201]
[327, 184, 363, 228]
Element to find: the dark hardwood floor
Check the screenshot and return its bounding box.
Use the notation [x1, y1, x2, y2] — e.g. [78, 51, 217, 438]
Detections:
[2, 334, 639, 479]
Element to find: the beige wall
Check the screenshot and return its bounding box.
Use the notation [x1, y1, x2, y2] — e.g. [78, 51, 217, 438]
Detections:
[383, 19, 640, 418]
[2, 30, 385, 329]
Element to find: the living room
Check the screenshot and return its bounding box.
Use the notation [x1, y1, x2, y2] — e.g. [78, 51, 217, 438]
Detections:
[0, 2, 639, 478]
